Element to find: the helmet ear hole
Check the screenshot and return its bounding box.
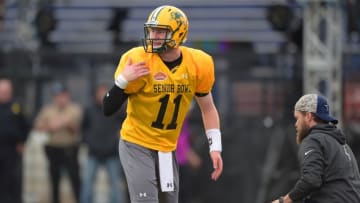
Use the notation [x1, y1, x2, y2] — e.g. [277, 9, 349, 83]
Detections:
[168, 40, 176, 47]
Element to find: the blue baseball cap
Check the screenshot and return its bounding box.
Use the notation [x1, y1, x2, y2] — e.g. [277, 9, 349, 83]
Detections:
[52, 82, 68, 95]
[294, 94, 338, 124]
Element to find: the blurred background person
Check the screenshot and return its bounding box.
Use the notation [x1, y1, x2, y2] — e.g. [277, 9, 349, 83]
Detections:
[80, 83, 127, 203]
[107, 7, 128, 47]
[0, 78, 30, 203]
[0, 0, 5, 31]
[34, 5, 57, 48]
[34, 82, 83, 203]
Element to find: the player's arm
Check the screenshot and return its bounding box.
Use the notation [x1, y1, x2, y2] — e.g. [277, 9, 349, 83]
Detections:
[103, 85, 128, 116]
[103, 57, 149, 116]
[195, 92, 223, 180]
[195, 92, 220, 130]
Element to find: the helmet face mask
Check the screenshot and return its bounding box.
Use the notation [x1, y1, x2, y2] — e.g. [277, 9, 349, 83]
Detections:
[142, 5, 188, 53]
[143, 26, 174, 53]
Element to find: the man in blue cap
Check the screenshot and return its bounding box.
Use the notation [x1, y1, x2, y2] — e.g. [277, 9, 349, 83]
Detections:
[34, 82, 83, 203]
[273, 94, 360, 203]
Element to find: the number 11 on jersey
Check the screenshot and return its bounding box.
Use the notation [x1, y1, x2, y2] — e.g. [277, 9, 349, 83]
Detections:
[151, 94, 182, 130]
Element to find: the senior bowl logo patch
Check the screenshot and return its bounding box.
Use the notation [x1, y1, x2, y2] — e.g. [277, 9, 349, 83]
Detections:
[153, 72, 168, 81]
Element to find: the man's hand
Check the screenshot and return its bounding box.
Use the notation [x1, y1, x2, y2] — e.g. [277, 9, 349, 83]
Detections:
[121, 57, 150, 82]
[210, 151, 223, 180]
[272, 194, 292, 203]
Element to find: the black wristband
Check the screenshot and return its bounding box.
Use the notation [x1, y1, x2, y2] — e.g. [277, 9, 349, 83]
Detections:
[278, 196, 284, 203]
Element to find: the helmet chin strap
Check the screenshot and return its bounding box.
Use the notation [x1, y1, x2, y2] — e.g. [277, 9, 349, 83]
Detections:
[152, 43, 163, 49]
[151, 39, 167, 53]
[143, 38, 176, 53]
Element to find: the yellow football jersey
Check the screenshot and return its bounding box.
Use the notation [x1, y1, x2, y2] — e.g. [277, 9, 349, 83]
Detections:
[114, 46, 215, 152]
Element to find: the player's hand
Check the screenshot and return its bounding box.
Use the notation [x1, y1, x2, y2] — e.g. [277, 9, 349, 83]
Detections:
[121, 57, 150, 82]
[210, 151, 223, 181]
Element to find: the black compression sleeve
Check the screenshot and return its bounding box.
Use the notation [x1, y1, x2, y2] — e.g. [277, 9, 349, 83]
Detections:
[103, 85, 129, 116]
[195, 92, 209, 97]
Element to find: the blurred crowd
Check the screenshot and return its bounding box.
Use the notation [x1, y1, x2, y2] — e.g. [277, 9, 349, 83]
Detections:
[0, 78, 129, 203]
[0, 77, 205, 203]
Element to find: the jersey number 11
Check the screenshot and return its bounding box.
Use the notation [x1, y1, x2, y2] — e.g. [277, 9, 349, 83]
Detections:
[151, 94, 182, 130]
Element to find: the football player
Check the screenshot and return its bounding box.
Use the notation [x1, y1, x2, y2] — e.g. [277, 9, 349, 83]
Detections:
[103, 5, 223, 203]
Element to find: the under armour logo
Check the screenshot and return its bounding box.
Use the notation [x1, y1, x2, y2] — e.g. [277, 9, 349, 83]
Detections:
[324, 104, 329, 112]
[208, 137, 213, 146]
[304, 149, 313, 156]
[166, 182, 174, 188]
[344, 146, 351, 161]
[139, 192, 147, 198]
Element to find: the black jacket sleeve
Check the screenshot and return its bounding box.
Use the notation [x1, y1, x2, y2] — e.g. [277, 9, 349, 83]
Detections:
[289, 136, 324, 201]
[0, 102, 30, 145]
[81, 107, 91, 143]
[103, 85, 129, 116]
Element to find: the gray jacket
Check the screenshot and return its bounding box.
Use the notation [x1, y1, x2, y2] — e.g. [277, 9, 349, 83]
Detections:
[289, 124, 360, 203]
